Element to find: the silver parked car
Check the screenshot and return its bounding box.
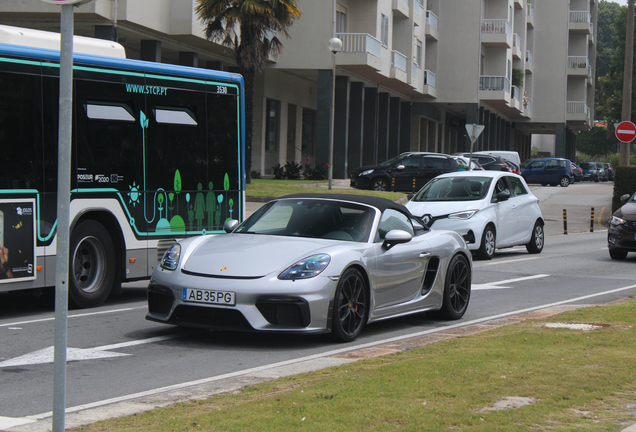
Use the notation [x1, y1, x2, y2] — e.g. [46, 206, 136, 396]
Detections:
[147, 194, 472, 342]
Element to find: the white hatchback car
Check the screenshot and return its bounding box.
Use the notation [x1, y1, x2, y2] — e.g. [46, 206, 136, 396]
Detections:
[406, 171, 544, 259]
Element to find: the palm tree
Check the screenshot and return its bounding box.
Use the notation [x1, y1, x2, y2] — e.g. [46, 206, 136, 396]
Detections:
[196, 0, 301, 182]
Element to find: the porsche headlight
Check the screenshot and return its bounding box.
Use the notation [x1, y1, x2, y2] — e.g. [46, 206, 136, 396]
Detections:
[278, 254, 331, 280]
[610, 216, 626, 227]
[448, 210, 478, 220]
[160, 243, 181, 270]
[360, 169, 374, 176]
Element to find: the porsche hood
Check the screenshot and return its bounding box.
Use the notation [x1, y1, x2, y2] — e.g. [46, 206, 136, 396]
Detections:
[182, 234, 336, 278]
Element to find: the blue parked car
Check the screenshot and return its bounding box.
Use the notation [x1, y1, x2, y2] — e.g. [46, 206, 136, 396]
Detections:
[520, 158, 574, 187]
[577, 162, 599, 182]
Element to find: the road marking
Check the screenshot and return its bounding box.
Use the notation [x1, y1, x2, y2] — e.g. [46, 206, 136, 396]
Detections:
[472, 274, 550, 290]
[0, 306, 147, 328]
[0, 334, 187, 368]
[19, 282, 636, 423]
[0, 416, 35, 428]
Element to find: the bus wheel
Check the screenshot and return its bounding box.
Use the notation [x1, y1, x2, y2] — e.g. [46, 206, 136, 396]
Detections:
[69, 220, 116, 308]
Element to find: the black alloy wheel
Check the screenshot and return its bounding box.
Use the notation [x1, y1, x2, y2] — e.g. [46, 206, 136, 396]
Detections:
[438, 254, 471, 320]
[332, 268, 368, 342]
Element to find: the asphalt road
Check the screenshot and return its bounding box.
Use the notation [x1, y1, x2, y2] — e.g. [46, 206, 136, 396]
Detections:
[1, 180, 631, 432]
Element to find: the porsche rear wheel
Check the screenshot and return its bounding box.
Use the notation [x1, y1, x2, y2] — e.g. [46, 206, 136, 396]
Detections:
[331, 268, 368, 342]
[438, 254, 471, 320]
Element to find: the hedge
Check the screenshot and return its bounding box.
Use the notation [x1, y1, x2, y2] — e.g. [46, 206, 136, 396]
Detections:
[612, 166, 636, 212]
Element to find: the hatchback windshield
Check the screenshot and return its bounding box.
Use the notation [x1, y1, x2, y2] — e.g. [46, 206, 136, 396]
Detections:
[412, 176, 493, 202]
[235, 199, 375, 242]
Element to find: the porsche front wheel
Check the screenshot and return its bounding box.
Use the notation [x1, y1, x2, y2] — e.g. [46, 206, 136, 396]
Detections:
[331, 268, 368, 342]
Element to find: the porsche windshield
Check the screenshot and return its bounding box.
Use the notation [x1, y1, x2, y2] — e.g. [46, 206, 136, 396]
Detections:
[412, 176, 492, 202]
[235, 199, 375, 242]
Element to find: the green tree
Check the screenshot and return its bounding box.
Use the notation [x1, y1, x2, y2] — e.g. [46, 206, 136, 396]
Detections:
[576, 125, 614, 156]
[195, 0, 301, 183]
[595, 1, 623, 119]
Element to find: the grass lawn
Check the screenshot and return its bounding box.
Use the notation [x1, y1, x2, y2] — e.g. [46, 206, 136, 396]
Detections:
[76, 300, 636, 432]
[245, 179, 407, 201]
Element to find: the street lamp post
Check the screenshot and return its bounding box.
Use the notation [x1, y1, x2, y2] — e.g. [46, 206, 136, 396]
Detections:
[328, 37, 342, 190]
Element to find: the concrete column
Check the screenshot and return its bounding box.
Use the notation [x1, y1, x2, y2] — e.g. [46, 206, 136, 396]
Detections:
[179, 52, 198, 67]
[348, 82, 365, 173]
[488, 112, 497, 150]
[95, 25, 115, 41]
[388, 97, 401, 157]
[363, 87, 378, 166]
[377, 93, 390, 162]
[399, 102, 411, 154]
[316, 69, 332, 166]
[555, 123, 566, 158]
[140, 40, 161, 62]
[334, 75, 350, 179]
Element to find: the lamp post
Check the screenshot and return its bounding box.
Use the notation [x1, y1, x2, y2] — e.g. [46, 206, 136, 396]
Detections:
[328, 37, 342, 190]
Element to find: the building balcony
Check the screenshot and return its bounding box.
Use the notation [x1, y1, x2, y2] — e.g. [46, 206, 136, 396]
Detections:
[569, 11, 592, 33]
[413, 0, 424, 25]
[481, 19, 512, 48]
[335, 33, 383, 76]
[522, 99, 532, 118]
[525, 50, 533, 74]
[409, 60, 420, 88]
[514, 0, 524, 9]
[566, 101, 592, 124]
[589, 22, 595, 44]
[425, 10, 439, 40]
[527, 4, 535, 28]
[423, 69, 437, 98]
[512, 33, 522, 59]
[510, 85, 522, 111]
[390, 50, 408, 82]
[392, 0, 409, 19]
[567, 56, 589, 76]
[479, 75, 511, 103]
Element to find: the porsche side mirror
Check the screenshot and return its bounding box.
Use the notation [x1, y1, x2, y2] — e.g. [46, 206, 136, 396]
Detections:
[495, 191, 511, 202]
[621, 194, 631, 204]
[223, 219, 239, 233]
[382, 229, 412, 250]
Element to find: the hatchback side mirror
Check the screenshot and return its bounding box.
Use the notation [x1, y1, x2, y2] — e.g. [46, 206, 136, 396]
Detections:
[495, 191, 511, 202]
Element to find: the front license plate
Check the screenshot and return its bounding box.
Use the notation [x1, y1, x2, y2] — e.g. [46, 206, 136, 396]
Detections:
[182, 288, 236, 306]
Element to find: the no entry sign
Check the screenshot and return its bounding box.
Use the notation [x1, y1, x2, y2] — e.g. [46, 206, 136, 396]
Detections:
[616, 121, 636, 143]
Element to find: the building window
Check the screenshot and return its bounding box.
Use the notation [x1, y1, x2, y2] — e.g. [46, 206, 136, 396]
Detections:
[265, 99, 280, 152]
[302, 108, 316, 157]
[381, 14, 389, 47]
[336, 5, 347, 33]
[416, 40, 422, 66]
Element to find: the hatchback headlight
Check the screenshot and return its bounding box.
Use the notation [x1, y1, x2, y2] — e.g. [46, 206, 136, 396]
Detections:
[278, 254, 331, 280]
[610, 216, 626, 227]
[160, 244, 181, 270]
[448, 210, 478, 220]
[360, 169, 374, 176]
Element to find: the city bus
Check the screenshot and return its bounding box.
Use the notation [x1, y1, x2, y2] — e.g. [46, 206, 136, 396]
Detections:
[0, 25, 245, 308]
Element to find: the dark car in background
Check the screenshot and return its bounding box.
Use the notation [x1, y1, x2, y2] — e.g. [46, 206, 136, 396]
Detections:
[571, 162, 584, 182]
[604, 163, 614, 181]
[595, 162, 608, 182]
[350, 152, 459, 192]
[608, 192, 636, 259]
[578, 162, 599, 181]
[455, 153, 514, 172]
[520, 157, 574, 187]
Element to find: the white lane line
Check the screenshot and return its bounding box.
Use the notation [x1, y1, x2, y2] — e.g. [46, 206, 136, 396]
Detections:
[0, 334, 189, 368]
[0, 416, 35, 428]
[0, 306, 147, 328]
[23, 282, 636, 422]
[472, 274, 550, 291]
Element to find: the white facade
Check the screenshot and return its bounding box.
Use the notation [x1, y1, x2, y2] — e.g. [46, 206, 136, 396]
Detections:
[0, 0, 597, 175]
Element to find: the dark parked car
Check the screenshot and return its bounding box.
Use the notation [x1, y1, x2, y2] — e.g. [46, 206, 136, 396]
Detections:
[604, 163, 614, 181]
[608, 192, 636, 259]
[350, 152, 459, 192]
[578, 162, 599, 182]
[571, 162, 584, 182]
[520, 157, 574, 187]
[595, 162, 608, 182]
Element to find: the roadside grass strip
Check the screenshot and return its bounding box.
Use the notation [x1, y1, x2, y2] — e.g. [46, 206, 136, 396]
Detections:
[246, 179, 406, 200]
[75, 300, 636, 432]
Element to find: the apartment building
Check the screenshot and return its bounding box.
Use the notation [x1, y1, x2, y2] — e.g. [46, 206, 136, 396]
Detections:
[0, 0, 596, 177]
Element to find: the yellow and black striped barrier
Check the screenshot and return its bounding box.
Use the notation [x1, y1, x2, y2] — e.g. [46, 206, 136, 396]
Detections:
[563, 209, 568, 235]
[590, 207, 594, 232]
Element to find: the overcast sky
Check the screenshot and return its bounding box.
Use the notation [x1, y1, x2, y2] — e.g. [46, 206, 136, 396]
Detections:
[615, 0, 628, 5]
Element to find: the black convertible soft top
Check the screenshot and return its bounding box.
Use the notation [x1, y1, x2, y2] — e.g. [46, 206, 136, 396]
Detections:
[278, 193, 419, 219]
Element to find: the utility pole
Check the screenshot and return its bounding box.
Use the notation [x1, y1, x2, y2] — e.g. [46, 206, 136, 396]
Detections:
[621, 0, 635, 166]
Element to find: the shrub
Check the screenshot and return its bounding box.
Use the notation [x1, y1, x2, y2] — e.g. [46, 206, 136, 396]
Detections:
[612, 166, 636, 212]
[303, 163, 328, 180]
[284, 161, 302, 180]
[250, 170, 261, 179]
[272, 164, 286, 179]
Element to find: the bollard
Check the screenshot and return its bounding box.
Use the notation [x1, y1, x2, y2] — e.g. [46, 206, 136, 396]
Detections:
[590, 207, 594, 232]
[391, 177, 395, 192]
[563, 209, 568, 235]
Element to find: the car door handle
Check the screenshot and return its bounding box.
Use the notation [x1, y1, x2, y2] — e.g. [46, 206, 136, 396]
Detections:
[419, 252, 430, 258]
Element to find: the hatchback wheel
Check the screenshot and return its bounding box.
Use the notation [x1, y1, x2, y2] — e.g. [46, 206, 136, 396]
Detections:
[371, 178, 389, 191]
[476, 225, 495, 260]
[559, 176, 570, 187]
[526, 221, 544, 254]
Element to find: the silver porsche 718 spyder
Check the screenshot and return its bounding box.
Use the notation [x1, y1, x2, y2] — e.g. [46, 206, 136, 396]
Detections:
[147, 194, 472, 342]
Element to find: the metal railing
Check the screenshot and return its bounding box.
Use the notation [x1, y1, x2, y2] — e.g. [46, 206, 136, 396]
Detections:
[568, 56, 589, 69]
[481, 19, 512, 35]
[526, 50, 533, 65]
[392, 50, 407, 72]
[336, 33, 382, 58]
[512, 85, 521, 101]
[567, 101, 588, 113]
[513, 33, 521, 49]
[424, 70, 436, 87]
[412, 61, 419, 78]
[527, 4, 534, 19]
[426, 10, 439, 31]
[397, 0, 409, 7]
[479, 76, 511, 92]
[570, 10, 591, 23]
